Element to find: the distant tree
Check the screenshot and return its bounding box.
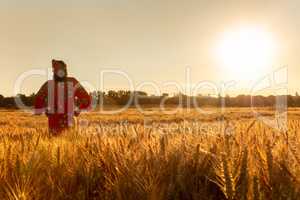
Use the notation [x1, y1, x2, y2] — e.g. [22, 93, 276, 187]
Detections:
[0, 94, 3, 107]
[217, 93, 222, 107]
[2, 97, 15, 108]
[97, 91, 105, 105]
[287, 95, 296, 107]
[295, 92, 300, 106]
[107, 90, 118, 99]
[225, 94, 231, 106]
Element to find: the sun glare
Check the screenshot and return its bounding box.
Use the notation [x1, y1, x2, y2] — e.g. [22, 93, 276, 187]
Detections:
[216, 27, 277, 80]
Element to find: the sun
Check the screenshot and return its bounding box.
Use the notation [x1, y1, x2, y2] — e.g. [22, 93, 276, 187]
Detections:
[216, 27, 277, 80]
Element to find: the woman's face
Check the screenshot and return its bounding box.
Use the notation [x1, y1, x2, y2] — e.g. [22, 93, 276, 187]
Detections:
[53, 63, 67, 81]
[55, 67, 66, 78]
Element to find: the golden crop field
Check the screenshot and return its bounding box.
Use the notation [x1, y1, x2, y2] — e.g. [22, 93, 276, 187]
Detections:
[0, 108, 299, 200]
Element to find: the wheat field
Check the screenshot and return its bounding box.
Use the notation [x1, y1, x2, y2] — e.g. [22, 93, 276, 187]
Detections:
[0, 108, 299, 200]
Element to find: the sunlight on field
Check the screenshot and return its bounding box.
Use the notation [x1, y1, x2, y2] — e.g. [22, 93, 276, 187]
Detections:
[0, 109, 299, 199]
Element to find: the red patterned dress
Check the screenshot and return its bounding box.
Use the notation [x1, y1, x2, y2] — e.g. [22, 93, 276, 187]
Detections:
[34, 77, 91, 134]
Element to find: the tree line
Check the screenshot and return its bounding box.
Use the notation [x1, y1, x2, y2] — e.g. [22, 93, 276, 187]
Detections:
[1, 91, 300, 109]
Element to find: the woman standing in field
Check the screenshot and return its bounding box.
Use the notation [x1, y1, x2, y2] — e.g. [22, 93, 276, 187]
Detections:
[34, 59, 91, 135]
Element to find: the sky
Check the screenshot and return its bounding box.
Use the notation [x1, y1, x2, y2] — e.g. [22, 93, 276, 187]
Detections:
[0, 0, 299, 96]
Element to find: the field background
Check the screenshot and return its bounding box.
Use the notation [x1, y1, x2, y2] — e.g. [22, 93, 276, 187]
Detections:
[0, 108, 299, 200]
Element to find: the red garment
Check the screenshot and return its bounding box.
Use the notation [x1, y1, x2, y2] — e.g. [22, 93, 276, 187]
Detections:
[34, 77, 91, 134]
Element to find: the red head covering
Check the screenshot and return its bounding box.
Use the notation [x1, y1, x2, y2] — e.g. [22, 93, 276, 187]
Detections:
[52, 59, 67, 72]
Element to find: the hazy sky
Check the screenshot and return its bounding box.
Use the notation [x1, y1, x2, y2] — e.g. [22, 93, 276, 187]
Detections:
[0, 0, 299, 96]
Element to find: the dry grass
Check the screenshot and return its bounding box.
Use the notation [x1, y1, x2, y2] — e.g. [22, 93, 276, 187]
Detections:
[0, 108, 299, 200]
